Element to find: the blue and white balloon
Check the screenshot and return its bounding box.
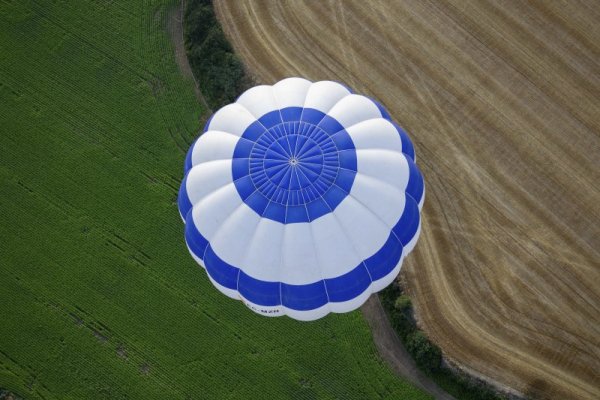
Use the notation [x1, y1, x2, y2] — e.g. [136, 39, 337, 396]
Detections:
[178, 78, 424, 321]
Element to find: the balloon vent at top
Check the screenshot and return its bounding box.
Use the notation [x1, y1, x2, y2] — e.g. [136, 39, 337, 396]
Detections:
[178, 77, 424, 321]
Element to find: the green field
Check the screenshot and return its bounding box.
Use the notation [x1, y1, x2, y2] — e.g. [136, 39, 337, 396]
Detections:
[0, 1, 430, 399]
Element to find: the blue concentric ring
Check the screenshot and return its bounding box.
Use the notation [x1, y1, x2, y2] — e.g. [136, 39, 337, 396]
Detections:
[232, 107, 357, 223]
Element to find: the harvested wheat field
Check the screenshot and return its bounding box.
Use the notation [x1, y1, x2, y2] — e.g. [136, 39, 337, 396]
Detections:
[215, 1, 600, 399]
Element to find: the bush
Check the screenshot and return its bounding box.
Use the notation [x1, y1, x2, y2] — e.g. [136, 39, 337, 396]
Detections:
[184, 0, 251, 109]
[380, 285, 506, 399]
[394, 294, 411, 312]
[405, 331, 442, 372]
[381, 285, 415, 339]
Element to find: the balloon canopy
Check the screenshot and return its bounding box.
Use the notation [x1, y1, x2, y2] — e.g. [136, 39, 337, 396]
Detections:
[178, 78, 424, 321]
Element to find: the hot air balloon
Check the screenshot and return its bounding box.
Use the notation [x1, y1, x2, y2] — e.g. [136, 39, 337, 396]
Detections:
[178, 78, 424, 321]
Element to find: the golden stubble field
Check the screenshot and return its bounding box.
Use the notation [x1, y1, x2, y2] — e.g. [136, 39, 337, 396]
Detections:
[214, 1, 600, 399]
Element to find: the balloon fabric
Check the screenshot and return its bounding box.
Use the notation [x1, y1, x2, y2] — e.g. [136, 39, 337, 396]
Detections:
[178, 78, 424, 321]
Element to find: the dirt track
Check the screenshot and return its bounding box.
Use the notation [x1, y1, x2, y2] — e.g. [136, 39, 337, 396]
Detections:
[167, 0, 211, 111]
[215, 1, 600, 399]
[362, 296, 455, 400]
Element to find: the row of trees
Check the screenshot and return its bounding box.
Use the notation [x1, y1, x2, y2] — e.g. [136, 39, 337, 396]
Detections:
[382, 287, 442, 371]
[184, 0, 251, 110]
[381, 284, 507, 400]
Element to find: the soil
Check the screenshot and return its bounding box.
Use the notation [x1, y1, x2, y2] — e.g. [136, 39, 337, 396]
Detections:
[361, 296, 456, 400]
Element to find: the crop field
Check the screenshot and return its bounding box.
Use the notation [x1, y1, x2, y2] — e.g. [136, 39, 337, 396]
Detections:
[0, 1, 432, 399]
[214, 1, 600, 399]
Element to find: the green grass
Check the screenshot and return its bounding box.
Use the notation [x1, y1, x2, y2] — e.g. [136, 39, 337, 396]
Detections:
[0, 1, 431, 399]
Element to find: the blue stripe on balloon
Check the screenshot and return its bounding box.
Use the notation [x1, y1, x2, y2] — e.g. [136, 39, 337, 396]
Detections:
[285, 205, 309, 223]
[184, 139, 196, 174]
[338, 149, 357, 171]
[369, 98, 392, 121]
[317, 115, 345, 135]
[177, 174, 193, 220]
[243, 120, 266, 142]
[233, 107, 357, 224]
[258, 110, 284, 129]
[392, 194, 420, 246]
[203, 114, 214, 132]
[364, 233, 404, 281]
[199, 234, 405, 308]
[406, 157, 424, 205]
[238, 271, 281, 306]
[306, 198, 330, 221]
[263, 202, 286, 221]
[280, 107, 303, 122]
[330, 130, 354, 150]
[232, 138, 254, 159]
[322, 185, 348, 210]
[204, 245, 239, 290]
[187, 200, 418, 309]
[334, 169, 356, 194]
[393, 122, 416, 161]
[300, 108, 326, 125]
[287, 134, 298, 154]
[231, 158, 250, 180]
[184, 213, 209, 261]
[244, 191, 270, 215]
[325, 264, 371, 302]
[234, 175, 255, 200]
[281, 281, 328, 310]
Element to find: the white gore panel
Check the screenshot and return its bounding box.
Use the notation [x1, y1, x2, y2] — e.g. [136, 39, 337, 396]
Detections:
[239, 218, 285, 282]
[356, 149, 410, 193]
[192, 183, 243, 241]
[332, 196, 390, 261]
[191, 130, 240, 166]
[327, 94, 382, 129]
[303, 81, 352, 114]
[272, 77, 312, 109]
[236, 85, 278, 119]
[279, 222, 323, 285]
[349, 173, 405, 229]
[310, 213, 363, 280]
[283, 304, 330, 321]
[209, 204, 262, 269]
[186, 160, 234, 206]
[207, 103, 257, 136]
[346, 118, 403, 153]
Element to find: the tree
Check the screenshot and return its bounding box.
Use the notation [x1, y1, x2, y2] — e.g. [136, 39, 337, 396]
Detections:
[405, 331, 442, 372]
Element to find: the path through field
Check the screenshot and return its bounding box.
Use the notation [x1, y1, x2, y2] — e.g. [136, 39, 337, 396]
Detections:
[166, 0, 211, 112]
[214, 2, 600, 399]
[362, 297, 455, 400]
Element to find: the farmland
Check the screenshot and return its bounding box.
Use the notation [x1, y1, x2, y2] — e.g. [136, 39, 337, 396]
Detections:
[214, 1, 600, 399]
[0, 1, 431, 399]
